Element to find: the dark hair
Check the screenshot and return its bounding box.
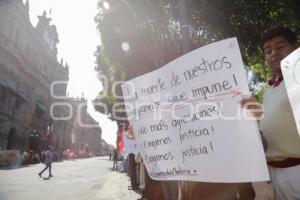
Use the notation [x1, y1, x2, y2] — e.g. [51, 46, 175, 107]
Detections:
[260, 27, 297, 49]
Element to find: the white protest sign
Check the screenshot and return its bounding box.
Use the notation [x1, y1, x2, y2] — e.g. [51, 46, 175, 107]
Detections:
[122, 38, 269, 182]
[281, 47, 300, 137]
[124, 132, 139, 156]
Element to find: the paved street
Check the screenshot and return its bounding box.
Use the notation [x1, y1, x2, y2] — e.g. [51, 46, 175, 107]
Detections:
[0, 157, 140, 200]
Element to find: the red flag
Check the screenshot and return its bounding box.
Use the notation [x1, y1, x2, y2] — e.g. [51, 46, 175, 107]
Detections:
[118, 128, 125, 153]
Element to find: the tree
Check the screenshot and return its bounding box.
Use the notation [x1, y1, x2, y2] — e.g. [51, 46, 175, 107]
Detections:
[94, 0, 182, 120]
[94, 0, 300, 119]
[188, 0, 300, 93]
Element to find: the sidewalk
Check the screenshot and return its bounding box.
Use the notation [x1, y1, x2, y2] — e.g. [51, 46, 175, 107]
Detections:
[95, 171, 141, 200]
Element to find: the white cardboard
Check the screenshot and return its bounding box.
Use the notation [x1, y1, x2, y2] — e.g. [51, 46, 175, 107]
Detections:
[281, 47, 300, 137]
[122, 38, 269, 182]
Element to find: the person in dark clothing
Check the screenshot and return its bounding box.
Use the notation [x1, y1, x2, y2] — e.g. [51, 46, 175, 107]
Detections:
[38, 146, 54, 178]
[112, 149, 118, 171]
[128, 153, 138, 190]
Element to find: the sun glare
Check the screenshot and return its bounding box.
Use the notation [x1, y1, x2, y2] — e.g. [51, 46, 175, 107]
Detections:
[121, 42, 130, 52]
[103, 1, 110, 10]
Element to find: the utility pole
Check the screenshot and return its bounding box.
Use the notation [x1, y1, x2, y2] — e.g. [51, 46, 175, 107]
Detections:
[170, 2, 189, 198]
[179, 0, 190, 54]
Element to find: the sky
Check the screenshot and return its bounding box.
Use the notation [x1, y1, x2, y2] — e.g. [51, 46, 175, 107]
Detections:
[28, 0, 117, 147]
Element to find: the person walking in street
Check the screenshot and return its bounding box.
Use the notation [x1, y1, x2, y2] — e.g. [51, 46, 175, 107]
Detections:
[38, 146, 54, 178]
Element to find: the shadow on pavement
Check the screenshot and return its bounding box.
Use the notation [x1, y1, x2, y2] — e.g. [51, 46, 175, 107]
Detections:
[0, 164, 32, 170]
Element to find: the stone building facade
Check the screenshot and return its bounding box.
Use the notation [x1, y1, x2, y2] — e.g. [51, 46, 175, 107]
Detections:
[0, 0, 105, 156]
[0, 0, 69, 152]
[67, 97, 103, 155]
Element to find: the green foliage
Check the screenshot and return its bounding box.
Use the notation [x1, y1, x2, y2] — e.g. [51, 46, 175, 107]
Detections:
[94, 0, 183, 119]
[255, 85, 270, 103]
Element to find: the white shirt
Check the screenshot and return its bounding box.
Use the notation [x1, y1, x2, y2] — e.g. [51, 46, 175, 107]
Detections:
[260, 82, 300, 161]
